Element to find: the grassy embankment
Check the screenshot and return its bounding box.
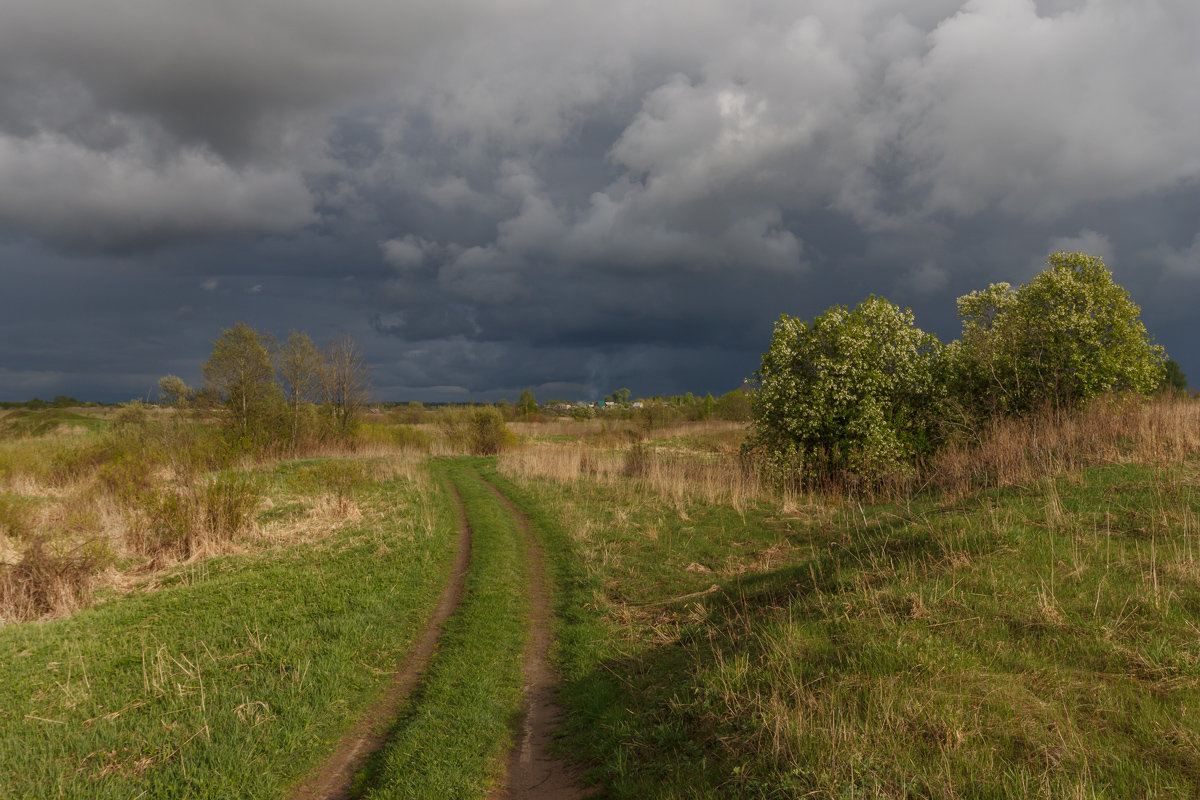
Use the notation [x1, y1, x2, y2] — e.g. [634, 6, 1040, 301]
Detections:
[0, 413, 462, 798]
[495, 396, 1200, 798]
[7, 398, 1200, 797]
[1, 403, 539, 799]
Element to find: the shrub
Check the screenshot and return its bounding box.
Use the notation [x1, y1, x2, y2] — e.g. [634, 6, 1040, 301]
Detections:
[203, 471, 264, 543]
[0, 493, 34, 541]
[390, 424, 433, 452]
[0, 537, 109, 621]
[135, 470, 263, 558]
[748, 296, 944, 486]
[138, 491, 197, 556]
[622, 443, 650, 478]
[952, 251, 1164, 421]
[96, 451, 156, 503]
[308, 460, 369, 509]
[49, 441, 111, 486]
[713, 389, 751, 422]
[468, 408, 516, 455]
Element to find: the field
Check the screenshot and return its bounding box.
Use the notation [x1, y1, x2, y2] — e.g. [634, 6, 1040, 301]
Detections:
[3, 399, 1200, 798]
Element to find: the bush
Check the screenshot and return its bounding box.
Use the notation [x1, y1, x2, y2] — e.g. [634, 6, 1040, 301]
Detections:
[952, 251, 1164, 421]
[713, 389, 751, 422]
[96, 451, 156, 503]
[135, 470, 263, 558]
[0, 493, 34, 541]
[0, 537, 109, 621]
[468, 408, 516, 455]
[622, 443, 650, 478]
[390, 424, 434, 452]
[748, 296, 944, 486]
[203, 471, 264, 543]
[747, 252, 1167, 491]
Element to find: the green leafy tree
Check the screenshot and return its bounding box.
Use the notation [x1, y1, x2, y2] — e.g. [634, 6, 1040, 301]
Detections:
[157, 375, 195, 408]
[518, 389, 538, 417]
[1160, 359, 1187, 393]
[748, 296, 944, 483]
[953, 251, 1164, 418]
[714, 389, 751, 421]
[276, 330, 325, 445]
[468, 407, 515, 454]
[202, 323, 281, 440]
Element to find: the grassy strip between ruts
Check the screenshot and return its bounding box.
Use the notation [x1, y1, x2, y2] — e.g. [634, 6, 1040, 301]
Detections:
[356, 457, 528, 799]
[489, 460, 1200, 799]
[0, 461, 458, 800]
[478, 465, 614, 790]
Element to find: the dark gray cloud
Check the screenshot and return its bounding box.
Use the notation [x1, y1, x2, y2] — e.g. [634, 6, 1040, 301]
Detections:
[1, 0, 1198, 402]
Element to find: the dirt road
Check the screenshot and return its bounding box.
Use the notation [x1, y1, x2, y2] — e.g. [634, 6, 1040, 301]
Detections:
[288, 484, 472, 800]
[482, 479, 594, 800]
[289, 464, 593, 799]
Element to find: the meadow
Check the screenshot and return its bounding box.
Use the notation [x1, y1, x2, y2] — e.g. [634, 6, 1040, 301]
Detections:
[2, 396, 1200, 797]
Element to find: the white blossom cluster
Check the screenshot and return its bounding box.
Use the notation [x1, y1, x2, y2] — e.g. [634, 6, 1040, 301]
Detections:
[749, 252, 1165, 485]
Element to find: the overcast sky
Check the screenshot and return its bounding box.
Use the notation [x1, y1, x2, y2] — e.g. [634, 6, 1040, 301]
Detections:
[2, 0, 1198, 402]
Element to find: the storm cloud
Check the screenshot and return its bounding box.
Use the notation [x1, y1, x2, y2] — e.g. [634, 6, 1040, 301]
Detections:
[1, 0, 1198, 401]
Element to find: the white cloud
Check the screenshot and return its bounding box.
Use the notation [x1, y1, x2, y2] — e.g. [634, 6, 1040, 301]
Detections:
[1047, 229, 1115, 264]
[0, 132, 314, 248]
[897, 0, 1200, 217]
[1158, 232, 1200, 278]
[5, 0, 1200, 273]
[379, 1, 1200, 277]
[380, 236, 432, 271]
[906, 262, 949, 294]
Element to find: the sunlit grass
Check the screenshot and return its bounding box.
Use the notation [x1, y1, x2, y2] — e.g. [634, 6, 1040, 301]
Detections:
[494, 456, 1200, 798]
[0, 464, 458, 799]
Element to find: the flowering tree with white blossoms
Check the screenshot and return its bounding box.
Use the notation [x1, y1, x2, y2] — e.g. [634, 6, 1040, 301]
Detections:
[747, 296, 945, 485]
[748, 252, 1167, 488]
[951, 251, 1164, 419]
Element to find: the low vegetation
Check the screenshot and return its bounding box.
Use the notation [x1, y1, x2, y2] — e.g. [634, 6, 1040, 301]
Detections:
[0, 454, 458, 799]
[3, 253, 1199, 797]
[493, 402, 1200, 797]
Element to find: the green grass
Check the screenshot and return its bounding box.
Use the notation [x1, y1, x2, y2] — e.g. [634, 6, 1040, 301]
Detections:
[0, 409, 110, 439]
[0, 465, 459, 799]
[358, 458, 530, 799]
[494, 460, 1200, 798]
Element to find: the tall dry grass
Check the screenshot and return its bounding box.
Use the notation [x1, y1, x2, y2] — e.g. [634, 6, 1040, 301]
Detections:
[0, 414, 438, 623]
[500, 442, 765, 510]
[501, 395, 1200, 508]
[928, 393, 1200, 496]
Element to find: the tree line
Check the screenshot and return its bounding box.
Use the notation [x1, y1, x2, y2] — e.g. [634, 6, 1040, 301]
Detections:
[158, 323, 371, 451]
[748, 251, 1186, 486]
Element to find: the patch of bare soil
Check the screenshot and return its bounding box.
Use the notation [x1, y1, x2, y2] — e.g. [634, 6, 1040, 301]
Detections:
[288, 486, 472, 800]
[483, 482, 597, 800]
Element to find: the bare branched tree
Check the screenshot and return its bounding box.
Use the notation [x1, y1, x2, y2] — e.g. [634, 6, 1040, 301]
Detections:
[323, 333, 371, 433]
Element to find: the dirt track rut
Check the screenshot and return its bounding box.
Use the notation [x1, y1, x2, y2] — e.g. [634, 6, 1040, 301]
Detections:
[288, 467, 591, 799]
[481, 479, 594, 800]
[288, 485, 472, 800]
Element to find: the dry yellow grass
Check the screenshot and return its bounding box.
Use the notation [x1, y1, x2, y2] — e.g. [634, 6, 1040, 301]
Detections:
[499, 440, 764, 509]
[502, 395, 1200, 511]
[930, 394, 1200, 496]
[0, 440, 430, 624]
